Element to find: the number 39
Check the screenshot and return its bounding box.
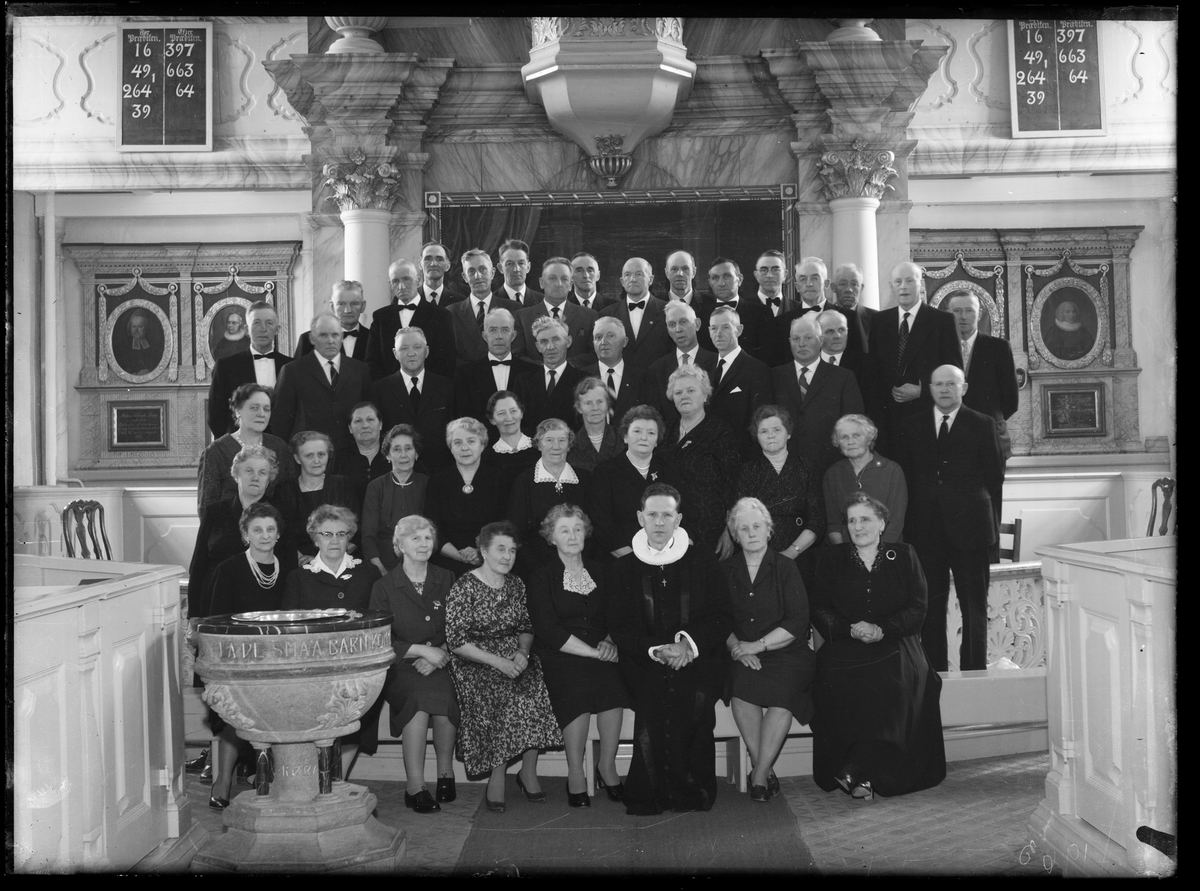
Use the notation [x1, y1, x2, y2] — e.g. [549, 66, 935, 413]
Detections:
[131, 104, 152, 119]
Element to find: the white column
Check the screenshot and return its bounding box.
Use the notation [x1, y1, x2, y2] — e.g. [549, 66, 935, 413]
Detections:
[340, 208, 392, 318]
[829, 195, 882, 310]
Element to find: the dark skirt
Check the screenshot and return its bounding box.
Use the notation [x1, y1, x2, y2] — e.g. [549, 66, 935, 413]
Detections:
[538, 650, 631, 729]
[381, 662, 460, 736]
[726, 640, 815, 724]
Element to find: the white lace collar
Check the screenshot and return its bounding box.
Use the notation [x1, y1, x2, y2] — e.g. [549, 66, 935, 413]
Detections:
[632, 528, 690, 565]
[306, 553, 361, 578]
[493, 434, 533, 453]
[534, 459, 579, 492]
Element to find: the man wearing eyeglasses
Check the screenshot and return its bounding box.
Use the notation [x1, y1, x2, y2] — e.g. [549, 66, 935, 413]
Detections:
[295, 280, 372, 365]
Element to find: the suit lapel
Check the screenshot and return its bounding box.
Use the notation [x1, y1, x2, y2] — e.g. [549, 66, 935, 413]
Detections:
[307, 353, 335, 392]
[715, 351, 744, 395]
[806, 361, 832, 400]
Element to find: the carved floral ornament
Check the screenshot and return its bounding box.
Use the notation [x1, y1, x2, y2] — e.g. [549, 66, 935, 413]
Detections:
[530, 16, 683, 47]
[323, 149, 405, 212]
[817, 138, 898, 201]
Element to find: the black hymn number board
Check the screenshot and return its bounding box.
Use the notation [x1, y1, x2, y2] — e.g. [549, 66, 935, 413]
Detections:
[117, 21, 213, 152]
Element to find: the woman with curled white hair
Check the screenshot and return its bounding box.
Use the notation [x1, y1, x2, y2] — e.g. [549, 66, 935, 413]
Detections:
[822, 414, 907, 545]
[425, 417, 508, 574]
[368, 515, 459, 814]
[719, 497, 815, 802]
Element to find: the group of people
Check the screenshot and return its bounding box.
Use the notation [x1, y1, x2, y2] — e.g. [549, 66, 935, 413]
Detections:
[189, 238, 1019, 814]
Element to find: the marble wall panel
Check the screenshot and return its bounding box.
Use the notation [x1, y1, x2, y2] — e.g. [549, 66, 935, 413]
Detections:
[630, 134, 797, 189]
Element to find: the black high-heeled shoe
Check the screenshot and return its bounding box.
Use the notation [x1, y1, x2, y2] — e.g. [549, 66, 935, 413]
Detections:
[185, 749, 210, 773]
[850, 780, 874, 801]
[515, 773, 546, 803]
[767, 770, 781, 799]
[567, 789, 591, 808]
[595, 773, 624, 802]
[436, 775, 457, 803]
[209, 794, 230, 810]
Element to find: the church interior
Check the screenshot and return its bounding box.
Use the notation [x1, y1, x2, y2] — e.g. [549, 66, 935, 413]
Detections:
[11, 14, 1175, 875]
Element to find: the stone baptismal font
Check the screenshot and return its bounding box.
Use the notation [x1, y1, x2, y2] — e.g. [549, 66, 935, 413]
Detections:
[191, 609, 401, 873]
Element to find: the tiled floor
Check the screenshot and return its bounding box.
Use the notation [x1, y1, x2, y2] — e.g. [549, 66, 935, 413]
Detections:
[168, 751, 1060, 875]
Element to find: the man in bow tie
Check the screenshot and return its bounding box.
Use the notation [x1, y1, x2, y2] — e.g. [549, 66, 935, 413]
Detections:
[365, 258, 457, 380]
[453, 306, 535, 436]
[448, 248, 524, 366]
[295, 281, 372, 364]
[599, 257, 672, 370]
[754, 249, 800, 367]
[704, 257, 770, 365]
[207, 301, 293, 437]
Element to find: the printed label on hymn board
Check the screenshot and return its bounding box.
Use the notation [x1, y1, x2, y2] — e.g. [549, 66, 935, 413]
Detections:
[1008, 19, 1106, 138]
[117, 22, 213, 151]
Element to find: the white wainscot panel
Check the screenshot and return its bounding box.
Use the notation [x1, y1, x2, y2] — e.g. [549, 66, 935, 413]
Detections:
[122, 488, 198, 568]
[1003, 472, 1124, 555]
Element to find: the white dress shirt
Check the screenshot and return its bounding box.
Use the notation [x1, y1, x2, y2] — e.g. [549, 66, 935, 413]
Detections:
[600, 358, 625, 395]
[676, 345, 700, 366]
[504, 284, 527, 304]
[716, 345, 742, 380]
[489, 351, 514, 391]
[758, 289, 783, 317]
[323, 353, 342, 385]
[251, 351, 278, 388]
[934, 404, 963, 433]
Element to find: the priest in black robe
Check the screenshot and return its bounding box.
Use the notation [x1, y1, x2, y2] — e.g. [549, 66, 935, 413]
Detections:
[608, 483, 733, 815]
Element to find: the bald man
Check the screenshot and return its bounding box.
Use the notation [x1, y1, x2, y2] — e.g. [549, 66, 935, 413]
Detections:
[865, 260, 961, 450]
[896, 364, 1003, 672]
[365, 258, 457, 380]
[598, 257, 672, 369]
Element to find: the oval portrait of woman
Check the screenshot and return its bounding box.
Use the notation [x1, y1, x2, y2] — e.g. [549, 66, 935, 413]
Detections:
[210, 306, 252, 362]
[1040, 291, 1097, 362]
[112, 307, 165, 376]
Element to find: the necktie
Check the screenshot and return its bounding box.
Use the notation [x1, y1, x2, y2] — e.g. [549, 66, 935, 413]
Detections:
[606, 367, 617, 397]
[798, 366, 810, 400]
[515, 291, 524, 304]
[716, 357, 726, 381]
[828, 354, 838, 366]
[551, 306, 560, 319]
[475, 300, 486, 330]
[490, 359, 512, 367]
[962, 339, 972, 374]
[429, 289, 440, 304]
[409, 376, 421, 414]
[546, 368, 557, 397]
[939, 413, 950, 441]
[628, 301, 646, 312]
[897, 311, 911, 368]
[580, 299, 591, 311]
[680, 353, 690, 365]
[328, 360, 339, 387]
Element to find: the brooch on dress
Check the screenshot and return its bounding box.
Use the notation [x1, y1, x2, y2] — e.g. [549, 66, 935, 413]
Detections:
[885, 550, 896, 561]
[650, 471, 659, 481]
[462, 483, 474, 494]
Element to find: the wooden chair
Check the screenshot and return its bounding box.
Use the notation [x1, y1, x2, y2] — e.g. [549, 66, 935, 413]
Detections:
[1146, 477, 1176, 536]
[998, 518, 1022, 562]
[60, 499, 114, 560]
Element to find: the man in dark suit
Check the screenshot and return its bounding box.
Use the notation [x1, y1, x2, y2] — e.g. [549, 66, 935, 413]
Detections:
[495, 238, 544, 307]
[772, 313, 865, 478]
[417, 241, 467, 308]
[831, 262, 876, 358]
[947, 290, 1019, 557]
[206, 301, 291, 437]
[449, 248, 523, 365]
[294, 281, 371, 364]
[647, 301, 719, 427]
[707, 305, 772, 454]
[274, 312, 372, 454]
[517, 315, 587, 432]
[866, 260, 962, 451]
[897, 364, 1003, 672]
[752, 249, 801, 368]
[568, 252, 615, 312]
[575, 317, 648, 427]
[515, 257, 597, 366]
[365, 258, 457, 381]
[600, 257, 672, 370]
[368, 326, 455, 474]
[454, 306, 536, 437]
[664, 249, 715, 339]
[706, 257, 772, 366]
[817, 308, 868, 393]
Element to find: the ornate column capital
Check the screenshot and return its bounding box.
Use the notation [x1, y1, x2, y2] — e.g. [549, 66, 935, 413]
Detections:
[818, 139, 898, 201]
[322, 149, 405, 213]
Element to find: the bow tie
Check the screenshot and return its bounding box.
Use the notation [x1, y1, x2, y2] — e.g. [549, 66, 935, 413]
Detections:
[765, 297, 781, 308]
[252, 353, 272, 360]
[490, 359, 512, 367]
[628, 301, 646, 312]
[344, 327, 361, 336]
[398, 303, 418, 313]
[716, 300, 737, 308]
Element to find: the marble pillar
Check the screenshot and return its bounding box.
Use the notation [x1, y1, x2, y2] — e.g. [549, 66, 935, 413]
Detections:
[340, 209, 392, 314]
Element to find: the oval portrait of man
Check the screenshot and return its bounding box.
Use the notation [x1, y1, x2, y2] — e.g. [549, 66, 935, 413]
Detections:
[112, 306, 166, 376]
[1040, 290, 1097, 362]
[210, 305, 252, 362]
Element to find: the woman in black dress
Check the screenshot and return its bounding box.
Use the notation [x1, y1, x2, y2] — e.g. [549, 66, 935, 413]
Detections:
[369, 515, 458, 814]
[509, 418, 591, 579]
[720, 498, 815, 802]
[188, 444, 279, 620]
[588, 405, 676, 560]
[204, 503, 295, 808]
[527, 505, 630, 807]
[273, 431, 358, 563]
[483, 390, 538, 500]
[362, 424, 428, 576]
[661, 364, 741, 557]
[426, 417, 508, 575]
[731, 405, 825, 588]
[568, 377, 620, 472]
[282, 504, 378, 780]
[811, 492, 946, 800]
[197, 383, 294, 511]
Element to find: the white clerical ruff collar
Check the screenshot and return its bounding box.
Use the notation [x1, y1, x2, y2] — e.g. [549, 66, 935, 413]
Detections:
[632, 528, 690, 564]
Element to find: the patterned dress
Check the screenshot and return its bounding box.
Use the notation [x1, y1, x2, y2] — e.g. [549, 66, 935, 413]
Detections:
[445, 572, 563, 776]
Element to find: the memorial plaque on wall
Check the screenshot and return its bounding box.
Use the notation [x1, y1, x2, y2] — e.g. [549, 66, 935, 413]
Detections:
[117, 21, 213, 151]
[1008, 19, 1105, 137]
[110, 401, 169, 450]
